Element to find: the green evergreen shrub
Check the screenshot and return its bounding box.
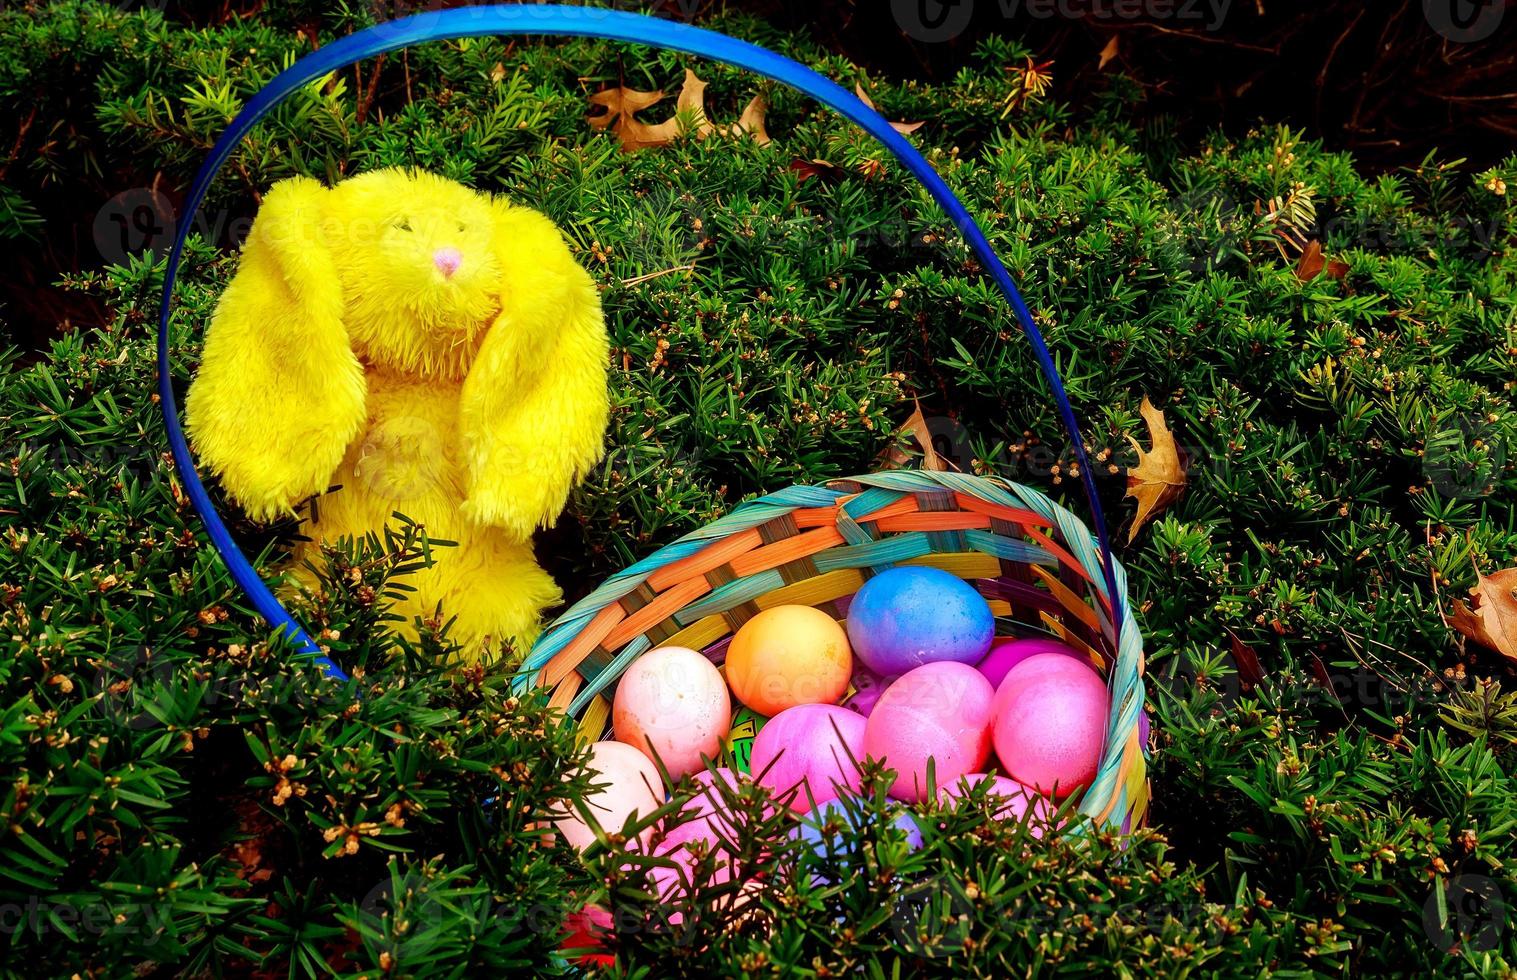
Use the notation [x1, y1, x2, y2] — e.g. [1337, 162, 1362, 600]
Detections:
[1, 2, 1515, 975]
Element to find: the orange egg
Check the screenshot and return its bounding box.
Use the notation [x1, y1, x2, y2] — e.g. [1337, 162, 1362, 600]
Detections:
[725, 605, 852, 716]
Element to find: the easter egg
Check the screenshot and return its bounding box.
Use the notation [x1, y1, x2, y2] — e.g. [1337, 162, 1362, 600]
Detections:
[671, 766, 775, 843]
[560, 905, 615, 968]
[650, 818, 738, 905]
[841, 663, 897, 717]
[977, 637, 1087, 689]
[725, 605, 852, 715]
[792, 797, 925, 857]
[992, 653, 1109, 798]
[721, 706, 768, 774]
[553, 741, 664, 851]
[647, 768, 764, 907]
[750, 703, 866, 812]
[939, 773, 1058, 836]
[846, 566, 994, 675]
[790, 798, 923, 884]
[613, 645, 732, 779]
[863, 662, 995, 803]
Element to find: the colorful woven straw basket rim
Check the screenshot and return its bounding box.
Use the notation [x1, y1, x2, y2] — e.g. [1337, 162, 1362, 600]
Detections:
[518, 469, 1150, 833]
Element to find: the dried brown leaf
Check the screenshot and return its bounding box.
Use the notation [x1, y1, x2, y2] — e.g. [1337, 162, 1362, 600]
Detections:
[726, 93, 771, 145]
[1098, 36, 1121, 71]
[1295, 239, 1326, 282]
[881, 400, 949, 472]
[788, 158, 845, 184]
[591, 70, 776, 151]
[855, 81, 924, 136]
[1227, 630, 1265, 691]
[1124, 396, 1189, 543]
[586, 84, 672, 151]
[1448, 567, 1517, 660]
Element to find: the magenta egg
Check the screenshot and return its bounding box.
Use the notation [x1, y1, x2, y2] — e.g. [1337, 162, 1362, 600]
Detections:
[977, 637, 1088, 689]
[939, 773, 1058, 836]
[842, 663, 897, 717]
[992, 653, 1109, 798]
[750, 704, 866, 812]
[863, 662, 995, 803]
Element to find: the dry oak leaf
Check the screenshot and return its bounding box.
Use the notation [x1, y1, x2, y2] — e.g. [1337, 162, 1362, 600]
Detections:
[1294, 239, 1350, 283]
[586, 83, 674, 151]
[1098, 36, 1121, 71]
[1447, 567, 1517, 660]
[855, 81, 925, 135]
[588, 70, 771, 151]
[1124, 396, 1189, 543]
[881, 400, 950, 472]
[724, 93, 772, 145]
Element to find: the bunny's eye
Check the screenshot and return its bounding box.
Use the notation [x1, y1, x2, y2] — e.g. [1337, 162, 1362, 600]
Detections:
[394, 218, 412, 232]
[457, 221, 467, 233]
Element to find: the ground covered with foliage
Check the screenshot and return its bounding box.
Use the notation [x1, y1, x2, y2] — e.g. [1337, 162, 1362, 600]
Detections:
[2, 2, 1516, 977]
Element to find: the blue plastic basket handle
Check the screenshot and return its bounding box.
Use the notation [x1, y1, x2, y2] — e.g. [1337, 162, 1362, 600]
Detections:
[156, 5, 1124, 682]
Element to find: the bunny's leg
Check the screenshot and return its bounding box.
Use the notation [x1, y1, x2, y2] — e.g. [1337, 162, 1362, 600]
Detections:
[429, 531, 562, 664]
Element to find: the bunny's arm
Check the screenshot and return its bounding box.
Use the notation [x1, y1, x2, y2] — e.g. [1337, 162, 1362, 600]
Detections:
[458, 206, 609, 540]
[184, 177, 367, 521]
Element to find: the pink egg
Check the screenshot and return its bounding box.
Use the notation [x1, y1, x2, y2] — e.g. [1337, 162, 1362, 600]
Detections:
[750, 704, 866, 812]
[939, 773, 1058, 836]
[651, 818, 736, 903]
[863, 662, 995, 803]
[553, 741, 665, 851]
[992, 653, 1109, 798]
[613, 646, 732, 779]
[977, 637, 1089, 689]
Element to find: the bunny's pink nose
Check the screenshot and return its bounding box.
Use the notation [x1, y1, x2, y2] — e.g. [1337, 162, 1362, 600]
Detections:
[433, 246, 463, 279]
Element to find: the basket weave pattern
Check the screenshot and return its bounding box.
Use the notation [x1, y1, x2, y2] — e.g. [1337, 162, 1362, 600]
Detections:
[519, 469, 1149, 831]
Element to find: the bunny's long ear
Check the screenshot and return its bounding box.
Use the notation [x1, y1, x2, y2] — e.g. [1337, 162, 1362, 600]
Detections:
[458, 203, 609, 540]
[185, 176, 367, 522]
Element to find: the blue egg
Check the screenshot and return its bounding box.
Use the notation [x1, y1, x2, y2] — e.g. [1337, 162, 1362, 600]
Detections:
[846, 566, 995, 675]
[789, 798, 924, 885]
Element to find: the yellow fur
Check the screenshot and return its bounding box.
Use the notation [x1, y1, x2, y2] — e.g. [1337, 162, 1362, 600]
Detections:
[185, 169, 610, 661]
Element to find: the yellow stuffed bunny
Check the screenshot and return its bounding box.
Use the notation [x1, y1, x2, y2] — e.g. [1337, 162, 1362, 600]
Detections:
[185, 169, 609, 661]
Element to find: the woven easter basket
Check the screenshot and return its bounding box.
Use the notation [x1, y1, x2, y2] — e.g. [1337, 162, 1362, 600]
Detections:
[518, 468, 1149, 833]
[148, 7, 1149, 832]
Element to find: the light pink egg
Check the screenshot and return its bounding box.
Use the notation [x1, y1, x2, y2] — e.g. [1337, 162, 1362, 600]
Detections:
[939, 773, 1058, 836]
[613, 646, 732, 779]
[863, 661, 995, 803]
[553, 741, 665, 851]
[977, 637, 1089, 689]
[750, 704, 866, 812]
[992, 653, 1110, 798]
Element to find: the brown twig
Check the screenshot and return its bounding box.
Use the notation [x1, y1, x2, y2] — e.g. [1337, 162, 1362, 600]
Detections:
[355, 53, 387, 129]
[0, 104, 38, 183]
